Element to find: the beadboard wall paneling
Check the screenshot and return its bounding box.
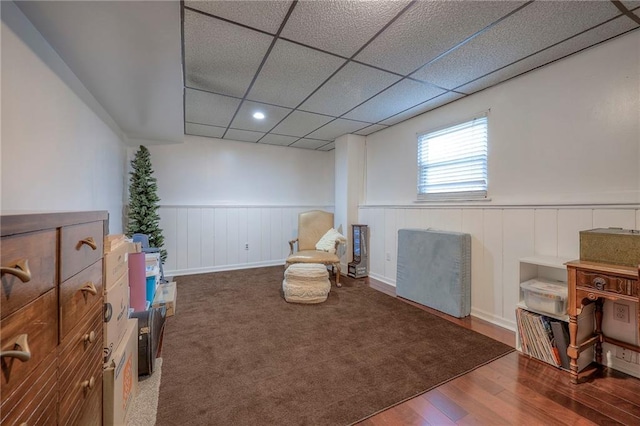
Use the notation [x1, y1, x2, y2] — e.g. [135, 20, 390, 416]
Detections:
[361, 206, 640, 330]
[161, 205, 333, 277]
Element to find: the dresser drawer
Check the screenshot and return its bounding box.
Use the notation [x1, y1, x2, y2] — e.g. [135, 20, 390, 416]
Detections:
[61, 221, 104, 282]
[59, 303, 102, 380]
[0, 289, 58, 398]
[0, 349, 57, 426]
[1, 229, 56, 320]
[576, 269, 638, 297]
[58, 336, 103, 426]
[59, 260, 103, 340]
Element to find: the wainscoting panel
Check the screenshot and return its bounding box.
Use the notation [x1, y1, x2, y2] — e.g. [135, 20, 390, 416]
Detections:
[593, 209, 636, 229]
[502, 210, 535, 323]
[534, 209, 558, 257]
[160, 205, 333, 277]
[557, 209, 592, 257]
[360, 205, 640, 330]
[482, 209, 504, 326]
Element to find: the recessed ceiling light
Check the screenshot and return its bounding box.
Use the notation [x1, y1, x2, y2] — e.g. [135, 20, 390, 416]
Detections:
[253, 112, 265, 120]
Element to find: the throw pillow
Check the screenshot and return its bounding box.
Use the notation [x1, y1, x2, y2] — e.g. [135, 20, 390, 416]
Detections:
[315, 228, 346, 254]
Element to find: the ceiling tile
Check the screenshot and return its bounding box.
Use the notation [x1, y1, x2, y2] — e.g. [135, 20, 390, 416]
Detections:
[621, 1, 640, 10]
[185, 123, 226, 139]
[185, 88, 241, 127]
[291, 138, 331, 150]
[317, 142, 335, 151]
[379, 92, 465, 126]
[343, 79, 445, 123]
[224, 129, 265, 143]
[247, 40, 346, 108]
[270, 111, 334, 137]
[354, 124, 388, 136]
[457, 15, 639, 95]
[185, 1, 293, 34]
[306, 118, 370, 140]
[355, 1, 526, 75]
[230, 101, 292, 132]
[299, 62, 401, 116]
[412, 1, 622, 90]
[184, 9, 273, 97]
[259, 134, 300, 147]
[280, 0, 411, 58]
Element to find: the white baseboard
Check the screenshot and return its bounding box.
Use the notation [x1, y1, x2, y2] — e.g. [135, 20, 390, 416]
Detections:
[165, 260, 285, 278]
[471, 307, 517, 332]
[368, 272, 396, 288]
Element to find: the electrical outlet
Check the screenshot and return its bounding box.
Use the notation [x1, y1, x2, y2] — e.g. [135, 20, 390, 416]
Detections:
[623, 349, 633, 363]
[616, 347, 625, 359]
[244, 243, 249, 251]
[385, 252, 391, 261]
[613, 302, 630, 323]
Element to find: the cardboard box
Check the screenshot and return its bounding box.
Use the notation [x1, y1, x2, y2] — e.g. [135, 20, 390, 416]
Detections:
[129, 241, 142, 253]
[152, 282, 177, 317]
[104, 319, 138, 426]
[105, 234, 126, 253]
[104, 239, 130, 289]
[580, 228, 640, 267]
[104, 272, 130, 365]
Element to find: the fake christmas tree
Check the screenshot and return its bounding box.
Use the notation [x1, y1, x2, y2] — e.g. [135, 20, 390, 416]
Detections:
[127, 145, 167, 262]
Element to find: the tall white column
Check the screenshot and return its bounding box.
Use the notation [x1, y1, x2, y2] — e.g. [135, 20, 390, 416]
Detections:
[334, 134, 366, 270]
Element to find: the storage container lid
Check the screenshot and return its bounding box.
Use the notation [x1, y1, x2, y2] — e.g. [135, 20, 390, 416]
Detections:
[520, 278, 567, 300]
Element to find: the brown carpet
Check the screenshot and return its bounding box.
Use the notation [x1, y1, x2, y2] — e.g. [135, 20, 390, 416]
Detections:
[156, 266, 513, 426]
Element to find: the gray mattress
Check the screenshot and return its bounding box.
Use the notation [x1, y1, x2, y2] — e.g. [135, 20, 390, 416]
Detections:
[396, 228, 471, 318]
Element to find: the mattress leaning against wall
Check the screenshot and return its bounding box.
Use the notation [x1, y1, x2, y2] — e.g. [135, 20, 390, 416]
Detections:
[396, 229, 471, 318]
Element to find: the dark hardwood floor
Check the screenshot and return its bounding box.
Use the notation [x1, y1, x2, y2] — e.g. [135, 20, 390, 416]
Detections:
[348, 275, 640, 426]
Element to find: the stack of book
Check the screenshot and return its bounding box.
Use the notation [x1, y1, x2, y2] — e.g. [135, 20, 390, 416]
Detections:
[516, 308, 571, 369]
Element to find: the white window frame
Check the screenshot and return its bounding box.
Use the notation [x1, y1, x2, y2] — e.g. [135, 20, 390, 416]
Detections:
[417, 112, 489, 201]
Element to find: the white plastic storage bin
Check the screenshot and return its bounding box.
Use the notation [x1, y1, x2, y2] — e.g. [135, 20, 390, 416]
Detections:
[520, 278, 568, 316]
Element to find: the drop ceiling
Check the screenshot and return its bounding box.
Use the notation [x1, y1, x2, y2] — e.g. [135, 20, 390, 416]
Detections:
[13, 1, 640, 151]
[183, 0, 640, 151]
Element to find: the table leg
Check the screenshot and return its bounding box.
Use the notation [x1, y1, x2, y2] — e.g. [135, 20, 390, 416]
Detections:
[568, 314, 579, 384]
[594, 298, 604, 365]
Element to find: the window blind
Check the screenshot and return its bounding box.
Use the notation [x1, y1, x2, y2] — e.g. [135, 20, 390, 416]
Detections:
[417, 115, 488, 200]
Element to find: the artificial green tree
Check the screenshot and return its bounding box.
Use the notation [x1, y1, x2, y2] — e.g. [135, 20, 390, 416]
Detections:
[127, 145, 167, 262]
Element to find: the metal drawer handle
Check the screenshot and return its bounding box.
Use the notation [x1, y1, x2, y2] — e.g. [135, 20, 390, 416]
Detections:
[0, 259, 32, 283]
[82, 376, 96, 390]
[83, 331, 96, 344]
[78, 237, 97, 251]
[593, 277, 606, 291]
[79, 282, 98, 296]
[0, 334, 31, 362]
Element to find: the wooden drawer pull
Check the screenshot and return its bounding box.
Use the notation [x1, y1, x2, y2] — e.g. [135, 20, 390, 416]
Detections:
[0, 334, 31, 362]
[82, 376, 96, 390]
[78, 237, 97, 251]
[0, 259, 31, 283]
[79, 282, 98, 296]
[83, 331, 96, 344]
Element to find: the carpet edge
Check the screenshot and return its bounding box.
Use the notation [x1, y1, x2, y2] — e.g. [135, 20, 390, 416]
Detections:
[348, 349, 516, 425]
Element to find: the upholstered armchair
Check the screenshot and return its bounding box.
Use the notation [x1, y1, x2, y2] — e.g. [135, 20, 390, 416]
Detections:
[286, 210, 345, 287]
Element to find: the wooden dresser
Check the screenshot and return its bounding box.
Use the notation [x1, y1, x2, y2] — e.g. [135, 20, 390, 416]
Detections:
[1, 211, 108, 425]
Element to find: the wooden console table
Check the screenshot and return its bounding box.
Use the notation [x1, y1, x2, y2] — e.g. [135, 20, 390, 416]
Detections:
[566, 260, 639, 384]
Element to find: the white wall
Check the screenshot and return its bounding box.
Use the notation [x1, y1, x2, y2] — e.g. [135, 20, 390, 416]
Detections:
[1, 2, 127, 232]
[361, 31, 640, 378]
[134, 135, 335, 275]
[141, 135, 334, 206]
[366, 31, 640, 206]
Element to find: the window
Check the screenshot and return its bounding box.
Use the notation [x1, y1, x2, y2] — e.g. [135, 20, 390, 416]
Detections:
[417, 114, 488, 200]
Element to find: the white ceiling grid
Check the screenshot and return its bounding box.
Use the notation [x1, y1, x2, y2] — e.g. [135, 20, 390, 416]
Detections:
[182, 0, 640, 151]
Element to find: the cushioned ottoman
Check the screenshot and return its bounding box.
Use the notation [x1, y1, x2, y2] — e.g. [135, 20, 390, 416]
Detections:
[283, 263, 331, 304]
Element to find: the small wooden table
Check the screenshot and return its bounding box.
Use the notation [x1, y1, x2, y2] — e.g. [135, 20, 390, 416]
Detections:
[566, 260, 640, 384]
